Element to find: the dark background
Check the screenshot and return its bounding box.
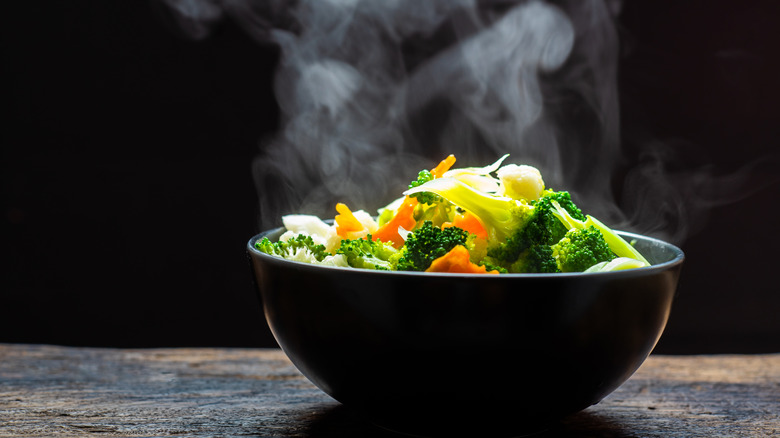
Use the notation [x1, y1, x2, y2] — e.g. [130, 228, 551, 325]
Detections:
[2, 1, 779, 353]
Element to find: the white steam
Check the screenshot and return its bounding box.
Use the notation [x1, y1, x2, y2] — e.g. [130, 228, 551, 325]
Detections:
[154, 0, 740, 245]
[240, 0, 625, 229]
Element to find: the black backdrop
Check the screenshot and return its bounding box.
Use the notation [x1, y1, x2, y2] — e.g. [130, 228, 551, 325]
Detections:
[3, 1, 779, 353]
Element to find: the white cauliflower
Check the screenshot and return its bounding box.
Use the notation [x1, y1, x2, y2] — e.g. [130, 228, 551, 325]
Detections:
[496, 164, 545, 201]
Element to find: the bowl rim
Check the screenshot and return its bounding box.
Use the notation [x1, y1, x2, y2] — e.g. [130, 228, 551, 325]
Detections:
[247, 226, 684, 279]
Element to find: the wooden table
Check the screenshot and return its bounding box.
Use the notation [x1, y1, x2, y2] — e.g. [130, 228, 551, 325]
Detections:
[1, 344, 778, 437]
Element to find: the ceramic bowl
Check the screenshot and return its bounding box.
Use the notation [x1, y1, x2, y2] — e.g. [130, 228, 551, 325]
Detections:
[247, 229, 683, 436]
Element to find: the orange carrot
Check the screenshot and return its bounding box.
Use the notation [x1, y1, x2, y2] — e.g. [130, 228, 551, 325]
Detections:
[425, 245, 498, 274]
[335, 203, 364, 238]
[371, 197, 418, 248]
[370, 154, 455, 248]
[431, 154, 456, 178]
[445, 211, 488, 240]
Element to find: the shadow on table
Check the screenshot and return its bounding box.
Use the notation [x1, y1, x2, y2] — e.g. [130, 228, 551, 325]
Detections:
[539, 410, 635, 438]
[291, 404, 635, 437]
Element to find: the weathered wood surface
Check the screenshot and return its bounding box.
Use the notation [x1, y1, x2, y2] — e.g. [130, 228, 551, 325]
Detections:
[1, 344, 778, 437]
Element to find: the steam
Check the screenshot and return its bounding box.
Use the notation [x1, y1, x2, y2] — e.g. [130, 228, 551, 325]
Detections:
[153, 0, 755, 245]
[620, 141, 777, 244]
[248, 0, 623, 228]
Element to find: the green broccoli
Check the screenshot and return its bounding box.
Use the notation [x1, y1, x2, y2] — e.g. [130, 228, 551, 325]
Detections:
[482, 243, 559, 273]
[549, 200, 650, 266]
[486, 190, 583, 265]
[396, 221, 471, 271]
[510, 244, 560, 273]
[407, 170, 441, 205]
[336, 236, 399, 270]
[536, 190, 586, 221]
[255, 234, 332, 263]
[551, 226, 616, 272]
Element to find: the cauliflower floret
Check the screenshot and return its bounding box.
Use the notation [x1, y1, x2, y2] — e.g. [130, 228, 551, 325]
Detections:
[286, 249, 349, 267]
[347, 209, 379, 238]
[282, 214, 332, 238]
[280, 214, 339, 252]
[496, 164, 545, 201]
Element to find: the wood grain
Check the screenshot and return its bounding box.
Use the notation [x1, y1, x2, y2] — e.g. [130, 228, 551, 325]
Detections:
[1, 344, 778, 437]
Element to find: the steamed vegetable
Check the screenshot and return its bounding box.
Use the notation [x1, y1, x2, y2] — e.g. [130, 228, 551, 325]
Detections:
[482, 190, 584, 270]
[256, 154, 651, 274]
[509, 244, 558, 274]
[426, 245, 499, 274]
[395, 220, 471, 272]
[551, 226, 616, 273]
[549, 200, 650, 265]
[336, 236, 399, 270]
[256, 234, 348, 267]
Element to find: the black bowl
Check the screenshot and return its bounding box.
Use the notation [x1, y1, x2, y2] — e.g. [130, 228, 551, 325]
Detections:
[247, 229, 683, 436]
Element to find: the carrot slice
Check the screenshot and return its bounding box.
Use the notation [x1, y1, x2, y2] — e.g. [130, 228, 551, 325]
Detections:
[335, 203, 365, 238]
[371, 197, 418, 248]
[431, 154, 456, 178]
[426, 245, 498, 274]
[447, 211, 488, 240]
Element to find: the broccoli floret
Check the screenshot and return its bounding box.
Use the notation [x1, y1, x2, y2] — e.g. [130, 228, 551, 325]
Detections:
[487, 190, 582, 264]
[256, 234, 332, 263]
[549, 199, 651, 266]
[510, 244, 560, 273]
[396, 221, 471, 271]
[336, 235, 399, 270]
[552, 226, 616, 272]
[521, 190, 586, 247]
[408, 170, 441, 205]
[535, 190, 586, 221]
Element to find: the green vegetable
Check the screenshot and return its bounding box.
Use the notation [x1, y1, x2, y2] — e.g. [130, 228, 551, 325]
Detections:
[255, 234, 332, 264]
[412, 201, 455, 229]
[487, 190, 583, 266]
[396, 221, 471, 271]
[509, 244, 559, 273]
[336, 235, 399, 270]
[405, 177, 623, 273]
[478, 258, 509, 274]
[405, 177, 532, 243]
[550, 200, 650, 266]
[551, 226, 616, 272]
[407, 170, 441, 205]
[261, 155, 652, 274]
